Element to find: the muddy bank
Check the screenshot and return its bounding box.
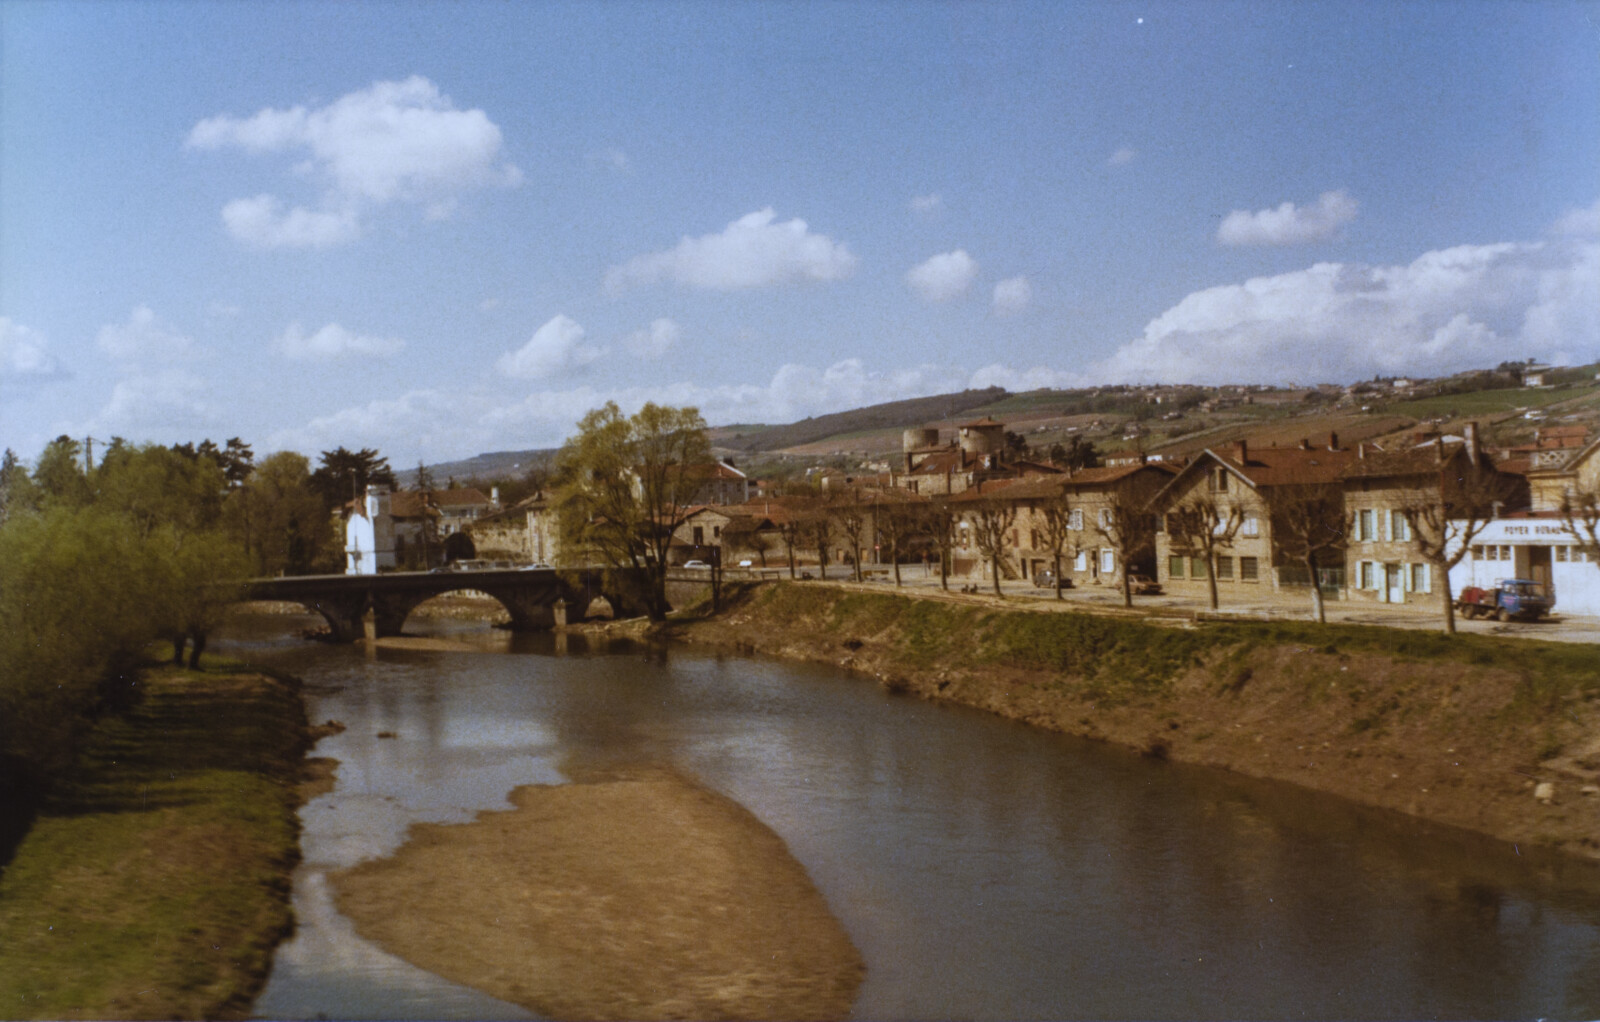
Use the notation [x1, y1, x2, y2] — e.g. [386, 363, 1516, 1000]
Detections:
[331, 767, 863, 1021]
[672, 583, 1600, 863]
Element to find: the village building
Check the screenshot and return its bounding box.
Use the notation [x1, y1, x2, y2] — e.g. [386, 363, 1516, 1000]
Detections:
[344, 485, 397, 575]
[686, 460, 750, 506]
[996, 463, 1175, 587]
[897, 418, 1059, 496]
[465, 493, 547, 564]
[1151, 439, 1354, 600]
[430, 487, 496, 537]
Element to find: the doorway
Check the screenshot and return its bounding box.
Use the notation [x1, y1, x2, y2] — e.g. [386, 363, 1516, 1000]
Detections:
[1385, 563, 1404, 604]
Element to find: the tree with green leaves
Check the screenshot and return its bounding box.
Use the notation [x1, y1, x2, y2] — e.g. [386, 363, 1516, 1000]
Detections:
[225, 451, 334, 575]
[555, 402, 712, 619]
[310, 446, 396, 509]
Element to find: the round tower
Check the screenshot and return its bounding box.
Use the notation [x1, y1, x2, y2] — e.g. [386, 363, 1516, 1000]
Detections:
[958, 418, 1005, 458]
[902, 427, 940, 452]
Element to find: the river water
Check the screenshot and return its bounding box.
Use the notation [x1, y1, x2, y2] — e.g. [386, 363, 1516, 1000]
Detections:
[220, 612, 1600, 1020]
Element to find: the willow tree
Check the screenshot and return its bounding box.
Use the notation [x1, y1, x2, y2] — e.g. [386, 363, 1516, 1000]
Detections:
[555, 402, 711, 620]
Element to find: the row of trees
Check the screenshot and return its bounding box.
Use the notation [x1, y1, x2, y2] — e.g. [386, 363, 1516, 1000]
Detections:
[0, 436, 403, 797]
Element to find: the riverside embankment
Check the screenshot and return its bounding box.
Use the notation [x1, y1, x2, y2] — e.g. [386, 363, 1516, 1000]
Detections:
[0, 661, 318, 1020]
[672, 582, 1600, 862]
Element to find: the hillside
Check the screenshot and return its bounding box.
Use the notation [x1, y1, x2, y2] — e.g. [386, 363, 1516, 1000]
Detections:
[711, 388, 1008, 452]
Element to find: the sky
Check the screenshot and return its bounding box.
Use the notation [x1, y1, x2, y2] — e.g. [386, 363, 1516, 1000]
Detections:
[2, 0, 1598, 468]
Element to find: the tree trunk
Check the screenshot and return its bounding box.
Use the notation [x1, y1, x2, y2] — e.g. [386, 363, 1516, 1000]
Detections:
[1305, 554, 1326, 624]
[1206, 552, 1220, 610]
[787, 543, 796, 579]
[892, 538, 902, 587]
[1053, 552, 1063, 600]
[187, 631, 207, 670]
[1440, 568, 1457, 634]
[991, 554, 1002, 597]
[940, 551, 949, 590]
[853, 544, 863, 582]
[1122, 566, 1133, 608]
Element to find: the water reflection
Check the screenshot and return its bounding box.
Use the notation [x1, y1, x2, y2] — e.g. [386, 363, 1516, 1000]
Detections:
[221, 613, 1600, 1020]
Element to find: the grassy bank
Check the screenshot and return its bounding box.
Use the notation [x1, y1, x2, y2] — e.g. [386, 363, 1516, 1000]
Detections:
[678, 583, 1600, 860]
[0, 659, 311, 1020]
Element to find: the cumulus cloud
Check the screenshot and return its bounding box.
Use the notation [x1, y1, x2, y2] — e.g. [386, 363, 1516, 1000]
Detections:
[0, 317, 63, 383]
[89, 370, 217, 437]
[992, 276, 1032, 316]
[1216, 190, 1358, 247]
[95, 306, 197, 362]
[495, 315, 603, 379]
[1096, 236, 1600, 385]
[905, 250, 978, 303]
[605, 209, 858, 292]
[189, 76, 521, 248]
[1107, 147, 1137, 167]
[276, 322, 405, 360]
[910, 193, 943, 213]
[625, 318, 680, 359]
[1553, 196, 1600, 238]
[268, 388, 496, 465]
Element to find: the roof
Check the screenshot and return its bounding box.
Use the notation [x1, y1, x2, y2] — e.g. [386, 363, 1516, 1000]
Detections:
[958, 417, 1004, 429]
[388, 490, 441, 519]
[995, 463, 1175, 502]
[428, 487, 493, 509]
[687, 460, 747, 481]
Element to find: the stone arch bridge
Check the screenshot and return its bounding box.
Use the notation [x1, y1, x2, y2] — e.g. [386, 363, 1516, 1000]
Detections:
[242, 567, 649, 642]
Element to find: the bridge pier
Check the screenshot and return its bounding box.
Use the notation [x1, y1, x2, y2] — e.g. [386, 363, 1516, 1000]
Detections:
[301, 595, 372, 643]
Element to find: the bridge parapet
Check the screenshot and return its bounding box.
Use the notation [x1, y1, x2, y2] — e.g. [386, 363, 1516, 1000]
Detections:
[241, 567, 649, 640]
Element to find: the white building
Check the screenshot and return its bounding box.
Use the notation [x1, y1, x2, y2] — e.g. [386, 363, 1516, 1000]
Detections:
[345, 485, 397, 575]
[1447, 515, 1600, 617]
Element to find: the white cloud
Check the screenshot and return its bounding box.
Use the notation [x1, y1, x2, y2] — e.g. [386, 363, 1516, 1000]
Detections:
[495, 315, 603, 379]
[910, 193, 943, 213]
[268, 388, 492, 465]
[276, 322, 405, 360]
[1553, 196, 1600, 238]
[625, 318, 680, 359]
[905, 250, 978, 303]
[95, 305, 197, 362]
[89, 370, 216, 437]
[189, 76, 521, 248]
[604, 209, 858, 292]
[1216, 190, 1358, 247]
[1107, 147, 1137, 167]
[221, 194, 362, 249]
[992, 276, 1032, 316]
[0, 317, 63, 382]
[1097, 237, 1600, 385]
[968, 363, 1088, 391]
[589, 147, 631, 173]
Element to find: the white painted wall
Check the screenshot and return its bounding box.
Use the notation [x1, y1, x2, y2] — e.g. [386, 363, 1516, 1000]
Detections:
[345, 486, 397, 575]
[1446, 518, 1600, 617]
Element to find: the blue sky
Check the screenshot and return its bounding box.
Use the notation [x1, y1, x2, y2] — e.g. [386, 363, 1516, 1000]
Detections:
[3, 0, 1598, 467]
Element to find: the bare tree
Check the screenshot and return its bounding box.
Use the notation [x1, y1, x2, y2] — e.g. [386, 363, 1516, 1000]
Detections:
[831, 493, 870, 582]
[968, 494, 1018, 597]
[1035, 485, 1075, 601]
[1263, 481, 1348, 623]
[1166, 495, 1244, 611]
[801, 504, 833, 579]
[874, 495, 919, 587]
[916, 499, 959, 590]
[776, 513, 804, 579]
[1561, 489, 1600, 568]
[1399, 460, 1522, 634]
[1093, 475, 1164, 608]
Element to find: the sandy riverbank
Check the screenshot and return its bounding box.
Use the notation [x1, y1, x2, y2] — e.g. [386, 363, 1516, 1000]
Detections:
[331, 766, 863, 1021]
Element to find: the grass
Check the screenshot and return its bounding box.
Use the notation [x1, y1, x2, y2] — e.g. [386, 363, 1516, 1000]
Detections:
[1382, 384, 1581, 420]
[747, 583, 1600, 707]
[0, 659, 308, 1020]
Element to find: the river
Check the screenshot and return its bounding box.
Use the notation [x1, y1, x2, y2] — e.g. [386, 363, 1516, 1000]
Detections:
[218, 611, 1600, 1020]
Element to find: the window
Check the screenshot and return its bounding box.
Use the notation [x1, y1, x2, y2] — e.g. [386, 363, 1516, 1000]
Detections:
[1169, 555, 1185, 578]
[1410, 563, 1430, 593]
[1241, 516, 1260, 537]
[1216, 555, 1234, 579]
[1099, 508, 1113, 529]
[693, 526, 704, 545]
[1075, 550, 1088, 571]
[1030, 529, 1040, 549]
[713, 525, 721, 539]
[1359, 561, 1375, 589]
[1557, 546, 1569, 562]
[1211, 469, 1229, 493]
[1069, 509, 1083, 531]
[1190, 556, 1209, 578]
[1240, 556, 1259, 581]
[1357, 509, 1374, 542]
[1472, 545, 1484, 559]
[1391, 511, 1410, 542]
[1101, 549, 1115, 574]
[1500, 545, 1512, 561]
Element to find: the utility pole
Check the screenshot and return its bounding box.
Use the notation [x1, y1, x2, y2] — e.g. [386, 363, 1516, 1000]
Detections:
[83, 436, 99, 474]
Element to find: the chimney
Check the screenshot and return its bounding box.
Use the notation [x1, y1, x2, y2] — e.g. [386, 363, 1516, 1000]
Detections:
[1464, 422, 1480, 467]
[1328, 431, 1339, 451]
[1233, 439, 1248, 464]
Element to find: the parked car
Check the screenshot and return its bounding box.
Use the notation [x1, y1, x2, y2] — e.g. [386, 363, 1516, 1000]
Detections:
[520, 562, 554, 571]
[1034, 569, 1073, 590]
[682, 559, 710, 569]
[1127, 574, 1163, 595]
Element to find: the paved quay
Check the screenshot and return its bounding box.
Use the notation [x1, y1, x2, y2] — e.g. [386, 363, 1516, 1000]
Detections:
[733, 565, 1600, 645]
